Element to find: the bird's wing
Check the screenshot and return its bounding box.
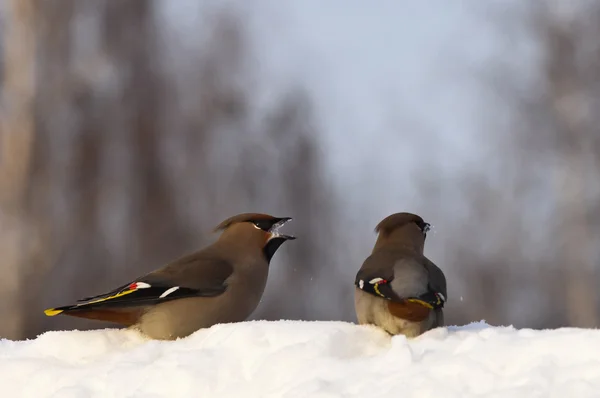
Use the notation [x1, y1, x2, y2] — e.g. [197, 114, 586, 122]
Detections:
[422, 256, 447, 302]
[355, 252, 446, 310]
[44, 256, 233, 317]
[355, 253, 401, 301]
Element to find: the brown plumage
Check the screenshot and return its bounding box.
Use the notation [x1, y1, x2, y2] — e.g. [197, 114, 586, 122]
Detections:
[45, 213, 296, 340]
[354, 212, 447, 338]
[213, 213, 285, 231]
[387, 301, 431, 322]
[64, 308, 143, 325]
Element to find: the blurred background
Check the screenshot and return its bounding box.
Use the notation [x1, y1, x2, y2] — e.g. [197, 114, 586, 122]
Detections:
[1, 0, 599, 340]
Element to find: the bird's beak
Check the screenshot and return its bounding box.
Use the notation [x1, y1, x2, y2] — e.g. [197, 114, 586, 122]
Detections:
[422, 223, 431, 234]
[268, 217, 296, 240]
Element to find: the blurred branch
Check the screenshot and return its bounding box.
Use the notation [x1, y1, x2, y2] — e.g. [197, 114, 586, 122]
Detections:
[437, 1, 600, 328]
[1, 0, 35, 208]
[542, 8, 599, 327]
[0, 0, 36, 339]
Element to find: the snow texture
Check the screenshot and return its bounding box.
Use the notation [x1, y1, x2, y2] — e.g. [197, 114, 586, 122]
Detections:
[2, 321, 600, 397]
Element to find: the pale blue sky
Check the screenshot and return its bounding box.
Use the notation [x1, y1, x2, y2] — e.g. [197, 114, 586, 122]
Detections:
[162, 0, 506, 197]
[159, 1, 521, 240]
[157, 2, 553, 313]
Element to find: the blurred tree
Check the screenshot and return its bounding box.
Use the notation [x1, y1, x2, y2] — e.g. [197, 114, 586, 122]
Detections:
[528, 3, 599, 327]
[29, 0, 171, 337]
[0, 1, 337, 339]
[0, 0, 36, 340]
[442, 1, 600, 328]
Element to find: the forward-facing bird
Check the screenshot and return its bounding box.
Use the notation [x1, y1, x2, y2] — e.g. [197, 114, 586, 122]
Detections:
[354, 212, 447, 338]
[45, 213, 296, 340]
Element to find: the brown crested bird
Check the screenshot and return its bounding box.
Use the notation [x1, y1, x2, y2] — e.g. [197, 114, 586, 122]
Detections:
[45, 213, 296, 340]
[354, 212, 447, 338]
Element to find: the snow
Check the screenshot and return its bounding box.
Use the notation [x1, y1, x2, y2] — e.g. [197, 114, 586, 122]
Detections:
[1, 321, 600, 397]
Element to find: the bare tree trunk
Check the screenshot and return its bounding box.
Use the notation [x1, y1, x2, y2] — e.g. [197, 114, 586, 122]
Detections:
[0, 0, 36, 339]
[557, 151, 598, 327]
[546, 10, 599, 327]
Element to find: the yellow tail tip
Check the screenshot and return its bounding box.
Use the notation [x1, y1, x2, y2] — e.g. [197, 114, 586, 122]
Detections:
[44, 308, 63, 316]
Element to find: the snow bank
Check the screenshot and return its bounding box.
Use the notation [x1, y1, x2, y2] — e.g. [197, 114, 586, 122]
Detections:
[1, 321, 599, 397]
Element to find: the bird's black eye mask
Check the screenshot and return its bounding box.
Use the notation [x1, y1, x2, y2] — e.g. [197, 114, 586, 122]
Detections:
[415, 220, 431, 235]
[248, 217, 296, 240]
[250, 219, 278, 232]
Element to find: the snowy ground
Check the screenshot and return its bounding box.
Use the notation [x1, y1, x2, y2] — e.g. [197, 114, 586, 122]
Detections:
[1, 321, 599, 398]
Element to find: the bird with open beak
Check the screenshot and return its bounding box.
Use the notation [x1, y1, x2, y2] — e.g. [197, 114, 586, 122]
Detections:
[45, 213, 296, 340]
[354, 212, 447, 338]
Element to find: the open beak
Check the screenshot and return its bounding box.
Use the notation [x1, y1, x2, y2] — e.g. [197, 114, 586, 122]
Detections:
[268, 217, 296, 240]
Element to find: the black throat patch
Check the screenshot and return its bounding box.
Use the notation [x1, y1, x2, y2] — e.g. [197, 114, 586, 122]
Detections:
[263, 237, 287, 263]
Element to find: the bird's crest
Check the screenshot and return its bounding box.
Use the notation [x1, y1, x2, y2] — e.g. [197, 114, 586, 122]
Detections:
[375, 212, 428, 235]
[213, 213, 278, 232]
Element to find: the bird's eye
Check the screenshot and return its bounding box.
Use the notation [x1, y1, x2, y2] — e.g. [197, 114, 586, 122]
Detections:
[252, 222, 262, 230]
